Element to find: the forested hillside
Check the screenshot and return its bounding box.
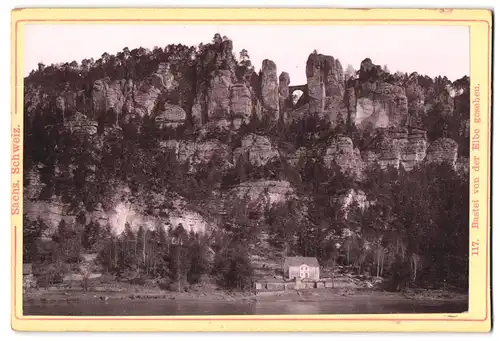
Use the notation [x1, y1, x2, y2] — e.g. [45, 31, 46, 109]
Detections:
[23, 33, 470, 292]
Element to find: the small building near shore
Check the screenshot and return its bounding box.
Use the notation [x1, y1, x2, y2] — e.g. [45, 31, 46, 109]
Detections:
[283, 256, 320, 281]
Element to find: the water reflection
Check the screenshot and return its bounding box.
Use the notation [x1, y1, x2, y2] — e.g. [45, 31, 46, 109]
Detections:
[24, 298, 467, 316]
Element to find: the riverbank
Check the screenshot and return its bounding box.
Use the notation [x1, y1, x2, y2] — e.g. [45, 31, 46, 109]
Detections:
[23, 286, 467, 305]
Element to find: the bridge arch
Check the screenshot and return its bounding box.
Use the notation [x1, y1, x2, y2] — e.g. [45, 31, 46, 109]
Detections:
[287, 84, 308, 109]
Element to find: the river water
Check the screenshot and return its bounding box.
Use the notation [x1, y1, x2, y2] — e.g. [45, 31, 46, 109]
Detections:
[24, 298, 468, 316]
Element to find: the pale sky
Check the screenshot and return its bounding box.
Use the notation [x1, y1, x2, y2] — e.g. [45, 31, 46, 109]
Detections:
[23, 24, 469, 84]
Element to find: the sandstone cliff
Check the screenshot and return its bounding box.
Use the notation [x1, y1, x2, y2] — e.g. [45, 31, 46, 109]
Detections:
[23, 36, 469, 243]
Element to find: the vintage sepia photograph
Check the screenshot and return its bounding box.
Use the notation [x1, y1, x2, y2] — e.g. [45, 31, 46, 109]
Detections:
[20, 22, 472, 317]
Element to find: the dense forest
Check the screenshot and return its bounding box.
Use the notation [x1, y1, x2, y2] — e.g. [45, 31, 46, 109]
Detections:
[23, 34, 470, 293]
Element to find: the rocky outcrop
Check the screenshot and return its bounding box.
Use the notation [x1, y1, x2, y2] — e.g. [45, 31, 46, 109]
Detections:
[230, 83, 253, 129]
[131, 82, 162, 118]
[234, 134, 280, 167]
[163, 140, 231, 169]
[337, 189, 370, 211]
[231, 180, 294, 205]
[306, 54, 326, 114]
[260, 59, 279, 121]
[206, 69, 232, 130]
[279, 72, 290, 118]
[324, 135, 363, 177]
[64, 112, 98, 136]
[355, 58, 408, 130]
[154, 103, 186, 129]
[306, 53, 344, 118]
[400, 129, 427, 170]
[425, 138, 458, 168]
[151, 62, 177, 90]
[91, 63, 177, 121]
[355, 82, 408, 130]
[24, 198, 76, 234]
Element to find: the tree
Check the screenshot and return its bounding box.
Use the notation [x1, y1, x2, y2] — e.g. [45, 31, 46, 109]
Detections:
[82, 221, 101, 251]
[169, 224, 190, 291]
[187, 234, 210, 284]
[212, 33, 222, 45]
[23, 217, 47, 263]
[213, 242, 254, 291]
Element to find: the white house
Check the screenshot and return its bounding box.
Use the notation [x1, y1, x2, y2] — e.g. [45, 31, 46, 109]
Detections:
[283, 256, 320, 281]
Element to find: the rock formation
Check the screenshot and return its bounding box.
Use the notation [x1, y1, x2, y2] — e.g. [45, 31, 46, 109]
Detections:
[306, 53, 344, 122]
[425, 137, 458, 168]
[234, 134, 280, 167]
[324, 135, 363, 177]
[231, 180, 294, 205]
[154, 103, 187, 129]
[355, 58, 408, 130]
[260, 59, 279, 121]
[279, 72, 290, 119]
[164, 139, 231, 169]
[230, 83, 253, 129]
[64, 112, 98, 136]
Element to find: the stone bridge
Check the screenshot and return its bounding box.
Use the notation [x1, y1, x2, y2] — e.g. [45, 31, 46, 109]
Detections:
[287, 84, 308, 109]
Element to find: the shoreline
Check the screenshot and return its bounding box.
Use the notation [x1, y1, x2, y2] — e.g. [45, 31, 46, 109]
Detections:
[23, 287, 468, 305]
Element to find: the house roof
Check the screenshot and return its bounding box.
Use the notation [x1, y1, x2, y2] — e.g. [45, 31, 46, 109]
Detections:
[284, 256, 319, 267]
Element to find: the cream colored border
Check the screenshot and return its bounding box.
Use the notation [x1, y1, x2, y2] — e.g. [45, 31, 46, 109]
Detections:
[10, 8, 492, 332]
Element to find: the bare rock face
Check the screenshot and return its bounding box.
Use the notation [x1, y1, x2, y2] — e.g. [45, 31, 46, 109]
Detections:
[132, 82, 162, 118]
[323, 56, 344, 98]
[425, 138, 458, 168]
[168, 211, 209, 234]
[231, 180, 294, 205]
[279, 72, 290, 117]
[400, 130, 428, 170]
[230, 83, 253, 129]
[154, 103, 186, 129]
[24, 198, 76, 234]
[234, 134, 280, 167]
[91, 63, 177, 121]
[151, 62, 178, 90]
[345, 79, 357, 124]
[91, 79, 127, 121]
[191, 40, 236, 129]
[306, 53, 326, 114]
[91, 79, 108, 116]
[164, 140, 231, 169]
[355, 59, 408, 130]
[355, 83, 408, 130]
[306, 53, 344, 118]
[64, 112, 98, 136]
[206, 69, 232, 130]
[86, 203, 109, 228]
[324, 135, 363, 176]
[105, 80, 126, 117]
[260, 59, 279, 121]
[337, 189, 370, 211]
